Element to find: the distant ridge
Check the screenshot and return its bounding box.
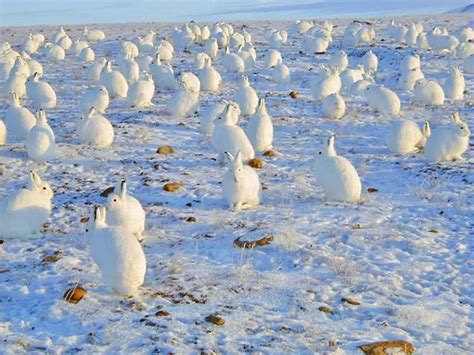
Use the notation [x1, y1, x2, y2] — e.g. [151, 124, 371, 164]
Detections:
[446, 3, 474, 13]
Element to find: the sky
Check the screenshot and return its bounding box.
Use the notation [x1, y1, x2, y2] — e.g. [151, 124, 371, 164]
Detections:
[0, 0, 471, 27]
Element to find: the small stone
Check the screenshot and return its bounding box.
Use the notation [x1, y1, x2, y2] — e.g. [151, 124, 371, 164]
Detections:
[263, 150, 277, 157]
[186, 217, 196, 223]
[80, 217, 90, 223]
[100, 186, 114, 197]
[429, 229, 438, 233]
[156, 310, 170, 317]
[157, 145, 175, 154]
[367, 187, 378, 193]
[248, 158, 264, 169]
[318, 306, 333, 314]
[205, 314, 225, 326]
[341, 297, 361, 306]
[163, 182, 183, 192]
[41, 251, 63, 264]
[359, 340, 415, 354]
[289, 91, 299, 99]
[63, 286, 87, 304]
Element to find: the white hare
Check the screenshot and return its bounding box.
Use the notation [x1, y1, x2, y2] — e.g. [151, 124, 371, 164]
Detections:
[106, 181, 146, 242]
[365, 84, 401, 116]
[311, 67, 341, 101]
[204, 38, 219, 58]
[246, 98, 273, 153]
[385, 119, 431, 154]
[26, 109, 56, 162]
[222, 151, 261, 211]
[312, 135, 361, 203]
[4, 92, 36, 141]
[443, 67, 465, 101]
[100, 61, 129, 98]
[264, 49, 282, 68]
[85, 206, 146, 296]
[0, 120, 6, 145]
[414, 79, 445, 106]
[76, 107, 114, 147]
[361, 50, 378, 74]
[150, 54, 177, 90]
[26, 72, 57, 109]
[84, 27, 106, 42]
[198, 57, 221, 92]
[87, 58, 107, 82]
[398, 67, 424, 91]
[233, 74, 258, 116]
[212, 103, 255, 164]
[79, 86, 110, 114]
[222, 47, 245, 73]
[166, 81, 199, 118]
[330, 50, 349, 71]
[424, 113, 470, 162]
[272, 60, 291, 85]
[200, 100, 240, 136]
[0, 171, 54, 238]
[322, 93, 346, 119]
[127, 73, 154, 108]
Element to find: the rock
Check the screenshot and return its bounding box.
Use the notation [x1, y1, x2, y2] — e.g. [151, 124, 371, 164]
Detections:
[263, 150, 277, 157]
[359, 340, 415, 354]
[186, 217, 196, 222]
[100, 186, 114, 197]
[234, 235, 273, 248]
[341, 297, 361, 306]
[248, 158, 264, 169]
[63, 286, 87, 304]
[289, 91, 299, 99]
[80, 216, 90, 223]
[156, 310, 170, 317]
[205, 314, 225, 326]
[163, 182, 183, 192]
[318, 306, 333, 314]
[41, 251, 63, 264]
[157, 145, 175, 154]
[367, 187, 378, 193]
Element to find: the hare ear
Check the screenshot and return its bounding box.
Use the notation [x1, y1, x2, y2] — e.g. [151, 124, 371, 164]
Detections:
[451, 112, 460, 123]
[423, 121, 431, 136]
[327, 134, 335, 148]
[119, 180, 127, 198]
[224, 151, 234, 163]
[235, 150, 242, 164]
[29, 170, 42, 188]
[88, 106, 96, 116]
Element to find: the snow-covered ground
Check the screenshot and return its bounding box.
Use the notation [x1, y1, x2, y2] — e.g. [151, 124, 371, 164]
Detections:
[0, 13, 473, 354]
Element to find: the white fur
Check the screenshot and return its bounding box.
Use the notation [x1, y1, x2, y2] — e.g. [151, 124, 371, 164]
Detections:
[127, 73, 154, 107]
[166, 82, 199, 118]
[362, 50, 378, 74]
[400, 54, 421, 74]
[427, 28, 459, 54]
[87, 58, 107, 82]
[424, 113, 470, 162]
[4, 72, 27, 99]
[385, 119, 431, 154]
[44, 43, 65, 61]
[150, 54, 177, 90]
[398, 67, 424, 91]
[464, 55, 474, 74]
[311, 67, 341, 101]
[414, 78, 445, 106]
[26, 73, 57, 109]
[204, 38, 219, 59]
[86, 206, 146, 296]
[84, 27, 105, 42]
[77, 107, 114, 147]
[222, 151, 261, 211]
[0, 171, 54, 238]
[0, 120, 6, 145]
[246, 98, 273, 152]
[79, 47, 95, 62]
[264, 49, 282, 68]
[198, 57, 222, 92]
[330, 50, 348, 71]
[26, 109, 56, 162]
[200, 100, 240, 136]
[212, 103, 255, 164]
[233, 74, 258, 116]
[443, 67, 465, 101]
[272, 62, 291, 84]
[322, 93, 346, 119]
[4, 92, 36, 141]
[100, 61, 129, 98]
[79, 86, 110, 114]
[180, 72, 200, 93]
[106, 181, 146, 241]
[456, 42, 474, 59]
[340, 65, 364, 91]
[222, 47, 245, 73]
[119, 54, 140, 82]
[312, 135, 361, 203]
[365, 84, 401, 116]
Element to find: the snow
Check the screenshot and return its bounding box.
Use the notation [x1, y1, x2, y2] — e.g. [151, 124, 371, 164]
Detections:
[0, 12, 473, 354]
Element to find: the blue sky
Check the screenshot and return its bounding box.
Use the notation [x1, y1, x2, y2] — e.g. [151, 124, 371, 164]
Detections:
[0, 0, 470, 27]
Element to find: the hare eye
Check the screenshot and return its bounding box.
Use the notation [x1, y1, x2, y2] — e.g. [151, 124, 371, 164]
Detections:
[113, 198, 117, 202]
[461, 127, 464, 129]
[85, 229, 89, 233]
[319, 152, 322, 155]
[43, 187, 47, 190]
